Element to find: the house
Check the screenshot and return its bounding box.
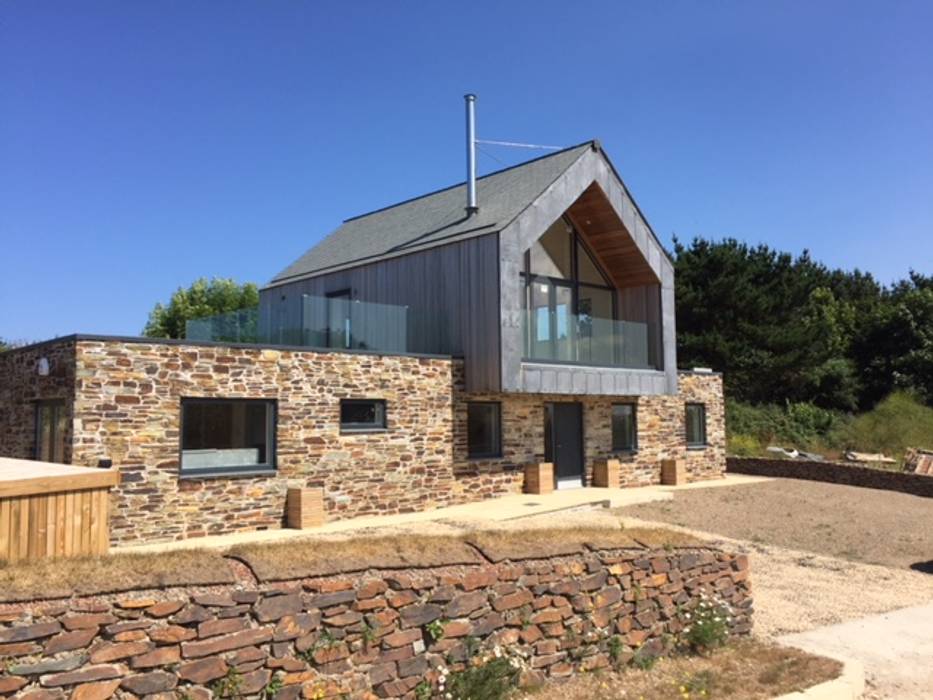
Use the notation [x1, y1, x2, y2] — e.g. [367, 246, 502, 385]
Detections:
[0, 141, 724, 546]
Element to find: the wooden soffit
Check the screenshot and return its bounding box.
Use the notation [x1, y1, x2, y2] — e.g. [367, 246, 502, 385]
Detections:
[565, 183, 660, 289]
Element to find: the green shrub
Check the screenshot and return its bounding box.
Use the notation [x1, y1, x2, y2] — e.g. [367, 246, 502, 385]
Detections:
[681, 593, 732, 654]
[829, 391, 933, 462]
[445, 656, 521, 700]
[727, 433, 763, 457]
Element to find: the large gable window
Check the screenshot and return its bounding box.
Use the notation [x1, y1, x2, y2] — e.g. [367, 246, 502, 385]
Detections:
[522, 216, 617, 365]
[181, 399, 276, 476]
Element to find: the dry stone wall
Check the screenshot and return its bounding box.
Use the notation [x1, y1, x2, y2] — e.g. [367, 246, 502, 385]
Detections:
[728, 456, 933, 498]
[0, 542, 752, 699]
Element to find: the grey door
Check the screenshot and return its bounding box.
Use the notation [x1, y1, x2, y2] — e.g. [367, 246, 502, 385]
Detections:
[545, 402, 584, 486]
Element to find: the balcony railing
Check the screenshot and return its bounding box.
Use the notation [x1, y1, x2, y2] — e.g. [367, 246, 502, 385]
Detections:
[522, 309, 656, 369]
[185, 296, 448, 355]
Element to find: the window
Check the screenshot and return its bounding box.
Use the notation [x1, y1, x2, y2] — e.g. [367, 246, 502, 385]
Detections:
[35, 400, 66, 463]
[467, 402, 502, 458]
[340, 399, 387, 431]
[522, 216, 618, 364]
[611, 403, 637, 452]
[685, 404, 707, 447]
[180, 399, 275, 476]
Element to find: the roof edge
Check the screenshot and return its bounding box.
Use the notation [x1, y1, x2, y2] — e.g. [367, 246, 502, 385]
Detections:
[341, 140, 598, 224]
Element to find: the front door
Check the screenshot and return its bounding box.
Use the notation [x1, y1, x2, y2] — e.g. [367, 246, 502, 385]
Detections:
[545, 402, 584, 488]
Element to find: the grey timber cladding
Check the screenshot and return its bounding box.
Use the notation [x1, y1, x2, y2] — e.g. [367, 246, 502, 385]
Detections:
[497, 145, 678, 396]
[258, 234, 501, 392]
[268, 143, 593, 283]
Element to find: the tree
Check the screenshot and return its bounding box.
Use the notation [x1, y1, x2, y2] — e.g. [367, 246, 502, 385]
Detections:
[0, 338, 9, 352]
[143, 278, 259, 340]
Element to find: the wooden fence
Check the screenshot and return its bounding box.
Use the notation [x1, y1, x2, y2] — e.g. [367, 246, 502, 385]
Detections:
[0, 458, 119, 562]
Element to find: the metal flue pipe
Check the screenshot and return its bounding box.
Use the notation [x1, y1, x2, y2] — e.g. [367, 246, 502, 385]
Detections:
[465, 94, 478, 215]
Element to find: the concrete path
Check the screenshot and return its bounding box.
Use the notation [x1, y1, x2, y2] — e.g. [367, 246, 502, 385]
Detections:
[780, 602, 933, 699]
[116, 473, 768, 554]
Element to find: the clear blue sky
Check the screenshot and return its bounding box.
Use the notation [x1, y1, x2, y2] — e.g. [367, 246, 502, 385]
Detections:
[2, 1, 931, 341]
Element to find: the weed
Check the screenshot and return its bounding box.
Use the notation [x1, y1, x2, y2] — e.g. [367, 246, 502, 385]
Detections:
[210, 667, 243, 698]
[262, 673, 284, 699]
[607, 635, 624, 665]
[361, 623, 376, 647]
[631, 648, 658, 671]
[414, 680, 433, 700]
[425, 618, 445, 642]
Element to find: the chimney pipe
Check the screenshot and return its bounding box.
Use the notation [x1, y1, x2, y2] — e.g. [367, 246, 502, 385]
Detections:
[465, 94, 478, 215]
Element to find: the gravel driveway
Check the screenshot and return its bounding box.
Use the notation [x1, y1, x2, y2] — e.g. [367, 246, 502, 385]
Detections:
[618, 478, 933, 570]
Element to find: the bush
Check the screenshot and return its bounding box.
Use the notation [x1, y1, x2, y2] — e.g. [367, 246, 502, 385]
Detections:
[445, 655, 521, 700]
[829, 391, 933, 462]
[727, 433, 763, 457]
[680, 593, 733, 654]
[726, 399, 846, 453]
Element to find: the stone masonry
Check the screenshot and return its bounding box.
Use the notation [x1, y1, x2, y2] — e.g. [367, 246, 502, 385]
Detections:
[0, 539, 752, 699]
[0, 337, 725, 546]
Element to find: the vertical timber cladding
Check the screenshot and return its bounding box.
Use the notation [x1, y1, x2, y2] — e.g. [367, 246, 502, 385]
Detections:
[258, 233, 502, 393]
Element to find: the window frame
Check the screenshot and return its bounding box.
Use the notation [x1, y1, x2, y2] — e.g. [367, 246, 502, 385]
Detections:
[179, 397, 277, 479]
[339, 398, 388, 433]
[685, 403, 708, 448]
[466, 401, 503, 459]
[611, 402, 638, 453]
[35, 399, 67, 463]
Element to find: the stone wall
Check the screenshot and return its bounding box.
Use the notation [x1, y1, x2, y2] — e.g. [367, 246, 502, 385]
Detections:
[0, 337, 726, 546]
[727, 457, 933, 498]
[71, 340, 467, 545]
[0, 340, 76, 464]
[455, 370, 726, 488]
[0, 541, 752, 699]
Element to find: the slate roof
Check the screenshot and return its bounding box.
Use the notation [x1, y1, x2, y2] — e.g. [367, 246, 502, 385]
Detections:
[268, 141, 596, 285]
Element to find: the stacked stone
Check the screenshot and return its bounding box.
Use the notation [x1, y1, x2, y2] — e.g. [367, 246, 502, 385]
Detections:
[0, 546, 751, 699]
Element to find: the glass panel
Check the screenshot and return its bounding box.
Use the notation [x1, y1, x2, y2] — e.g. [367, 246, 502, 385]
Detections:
[554, 285, 574, 361]
[181, 400, 273, 472]
[612, 404, 636, 451]
[577, 286, 615, 365]
[467, 403, 501, 458]
[577, 240, 610, 286]
[521, 308, 653, 368]
[340, 400, 386, 430]
[686, 404, 707, 446]
[528, 278, 552, 357]
[327, 293, 351, 349]
[529, 218, 572, 279]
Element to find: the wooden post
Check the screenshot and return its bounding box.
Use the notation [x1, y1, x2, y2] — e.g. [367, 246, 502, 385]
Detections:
[524, 462, 554, 495]
[661, 459, 687, 486]
[593, 459, 621, 488]
[286, 487, 326, 529]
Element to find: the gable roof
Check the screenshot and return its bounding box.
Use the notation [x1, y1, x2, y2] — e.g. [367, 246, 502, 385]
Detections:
[268, 141, 595, 286]
[267, 139, 671, 287]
